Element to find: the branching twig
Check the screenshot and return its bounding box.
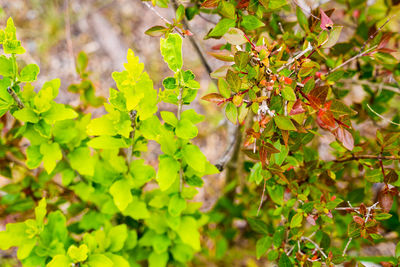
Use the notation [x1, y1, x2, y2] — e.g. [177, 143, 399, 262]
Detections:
[302, 236, 327, 259]
[7, 87, 24, 109]
[365, 202, 380, 223]
[277, 43, 313, 72]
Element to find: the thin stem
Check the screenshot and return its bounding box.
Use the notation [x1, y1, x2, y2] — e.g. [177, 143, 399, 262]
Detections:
[7, 87, 24, 109]
[127, 110, 137, 167]
[342, 238, 352, 256]
[257, 179, 267, 216]
[359, 16, 392, 53]
[319, 46, 377, 81]
[215, 124, 239, 171]
[178, 86, 183, 192]
[334, 154, 400, 163]
[366, 103, 400, 126]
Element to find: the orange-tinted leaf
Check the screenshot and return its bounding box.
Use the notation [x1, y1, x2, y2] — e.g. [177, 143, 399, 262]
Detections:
[317, 103, 335, 129]
[308, 86, 329, 108]
[353, 215, 364, 225]
[334, 126, 354, 150]
[259, 146, 268, 168]
[289, 99, 306, 115]
[201, 93, 225, 103]
[145, 26, 168, 37]
[201, 0, 220, 8]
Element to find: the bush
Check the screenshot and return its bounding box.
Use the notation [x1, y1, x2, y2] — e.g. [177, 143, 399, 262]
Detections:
[1, 0, 400, 266]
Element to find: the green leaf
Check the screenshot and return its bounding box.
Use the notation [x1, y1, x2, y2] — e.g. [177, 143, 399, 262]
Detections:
[46, 255, 71, 267]
[374, 213, 392, 220]
[218, 78, 230, 98]
[68, 147, 95, 177]
[122, 196, 150, 219]
[108, 224, 128, 252]
[19, 64, 40, 82]
[177, 216, 200, 251]
[176, 118, 198, 139]
[218, 1, 235, 19]
[145, 25, 168, 37]
[42, 103, 78, 124]
[0, 55, 13, 76]
[234, 51, 250, 70]
[256, 236, 272, 259]
[35, 198, 46, 227]
[161, 111, 178, 126]
[365, 169, 383, 183]
[152, 234, 172, 254]
[267, 185, 284, 205]
[149, 251, 169, 267]
[160, 33, 183, 72]
[208, 18, 236, 37]
[67, 244, 89, 263]
[168, 194, 187, 217]
[13, 108, 39, 123]
[156, 155, 180, 191]
[26, 145, 43, 169]
[290, 213, 303, 228]
[323, 26, 343, 48]
[241, 15, 265, 30]
[330, 99, 357, 117]
[87, 136, 128, 149]
[176, 4, 185, 21]
[274, 116, 296, 131]
[281, 86, 296, 101]
[182, 144, 207, 173]
[110, 179, 133, 211]
[40, 142, 62, 173]
[296, 7, 309, 31]
[225, 102, 238, 124]
[181, 109, 204, 124]
[396, 241, 400, 258]
[247, 217, 269, 234]
[87, 254, 113, 267]
[278, 253, 293, 267]
[106, 254, 130, 267]
[163, 77, 177, 89]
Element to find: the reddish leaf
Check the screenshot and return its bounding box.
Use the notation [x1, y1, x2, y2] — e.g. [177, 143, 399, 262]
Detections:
[211, 44, 224, 50]
[308, 86, 329, 107]
[259, 146, 268, 168]
[353, 215, 364, 225]
[320, 9, 333, 30]
[262, 142, 280, 153]
[236, 0, 249, 9]
[289, 99, 306, 115]
[317, 103, 336, 129]
[378, 33, 392, 50]
[201, 93, 225, 103]
[334, 126, 354, 151]
[378, 189, 394, 212]
[359, 203, 367, 216]
[281, 130, 289, 147]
